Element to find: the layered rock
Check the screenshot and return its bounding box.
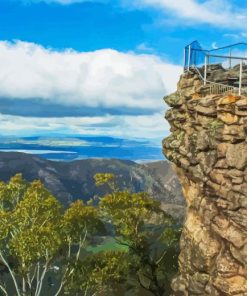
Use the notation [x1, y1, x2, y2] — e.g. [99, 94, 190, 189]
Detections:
[163, 71, 247, 295]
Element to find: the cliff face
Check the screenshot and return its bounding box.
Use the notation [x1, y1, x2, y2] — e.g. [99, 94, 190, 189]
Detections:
[163, 71, 247, 295]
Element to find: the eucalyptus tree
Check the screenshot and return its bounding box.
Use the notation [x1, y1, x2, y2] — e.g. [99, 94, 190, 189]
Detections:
[65, 250, 132, 296]
[0, 174, 103, 296]
[96, 173, 181, 296]
[0, 173, 180, 296]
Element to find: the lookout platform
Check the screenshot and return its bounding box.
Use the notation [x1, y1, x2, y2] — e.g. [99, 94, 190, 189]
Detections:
[184, 41, 247, 96]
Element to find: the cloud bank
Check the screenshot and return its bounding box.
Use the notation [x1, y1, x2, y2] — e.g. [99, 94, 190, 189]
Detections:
[0, 112, 169, 140]
[18, 0, 247, 30]
[21, 0, 107, 4]
[0, 40, 181, 113]
[125, 0, 247, 29]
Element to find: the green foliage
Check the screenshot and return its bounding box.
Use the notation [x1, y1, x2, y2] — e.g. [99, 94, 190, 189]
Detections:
[0, 173, 180, 296]
[209, 119, 224, 136]
[0, 210, 10, 242]
[164, 92, 181, 107]
[166, 130, 185, 150]
[10, 180, 63, 266]
[95, 173, 181, 296]
[94, 173, 115, 187]
[0, 174, 104, 296]
[65, 251, 131, 295]
[189, 132, 198, 146]
[94, 173, 117, 192]
[0, 176, 65, 296]
[100, 191, 162, 246]
[0, 173, 28, 210]
[62, 200, 104, 244]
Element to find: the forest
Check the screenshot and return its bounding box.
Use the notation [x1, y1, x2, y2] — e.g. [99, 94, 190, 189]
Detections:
[0, 173, 181, 296]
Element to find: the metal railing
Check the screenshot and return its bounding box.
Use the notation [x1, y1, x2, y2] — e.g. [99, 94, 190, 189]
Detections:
[209, 83, 237, 96]
[191, 65, 238, 96]
[184, 41, 247, 95]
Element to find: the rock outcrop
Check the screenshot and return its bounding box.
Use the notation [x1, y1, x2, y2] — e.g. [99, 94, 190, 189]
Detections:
[163, 70, 247, 295]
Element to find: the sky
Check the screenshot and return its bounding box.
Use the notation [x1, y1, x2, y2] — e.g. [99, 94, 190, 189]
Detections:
[0, 0, 247, 148]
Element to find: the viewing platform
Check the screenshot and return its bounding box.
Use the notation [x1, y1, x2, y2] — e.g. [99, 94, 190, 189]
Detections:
[184, 41, 247, 96]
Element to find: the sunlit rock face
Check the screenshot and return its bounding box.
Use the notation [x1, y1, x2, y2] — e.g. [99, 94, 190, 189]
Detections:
[163, 71, 247, 296]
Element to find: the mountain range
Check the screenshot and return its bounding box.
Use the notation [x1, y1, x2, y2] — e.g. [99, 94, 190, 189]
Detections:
[0, 152, 185, 222]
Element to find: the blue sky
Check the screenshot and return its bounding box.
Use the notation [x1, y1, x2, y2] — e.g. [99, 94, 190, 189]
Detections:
[0, 0, 247, 144]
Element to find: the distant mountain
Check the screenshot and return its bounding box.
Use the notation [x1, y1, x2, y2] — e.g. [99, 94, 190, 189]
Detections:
[0, 152, 185, 221]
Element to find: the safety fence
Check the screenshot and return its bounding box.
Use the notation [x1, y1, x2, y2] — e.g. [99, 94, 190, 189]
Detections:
[184, 41, 247, 95]
[209, 83, 237, 96]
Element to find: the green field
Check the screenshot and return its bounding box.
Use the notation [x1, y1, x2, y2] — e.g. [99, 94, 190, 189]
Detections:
[86, 237, 128, 253]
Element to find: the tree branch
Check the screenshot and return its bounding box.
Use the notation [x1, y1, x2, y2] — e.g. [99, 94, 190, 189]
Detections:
[54, 269, 68, 296]
[76, 228, 87, 262]
[156, 249, 167, 265]
[55, 229, 88, 296]
[54, 266, 75, 296]
[31, 266, 37, 287]
[0, 283, 8, 296]
[68, 240, 71, 259]
[22, 276, 26, 295]
[36, 264, 48, 296]
[34, 262, 40, 296]
[0, 251, 21, 296]
[84, 284, 89, 296]
[36, 253, 52, 296]
[27, 265, 37, 291]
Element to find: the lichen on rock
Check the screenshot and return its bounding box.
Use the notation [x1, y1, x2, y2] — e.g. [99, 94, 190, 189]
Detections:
[163, 71, 247, 295]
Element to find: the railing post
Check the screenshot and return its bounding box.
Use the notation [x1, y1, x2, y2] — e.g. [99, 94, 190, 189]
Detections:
[187, 45, 191, 71]
[204, 55, 208, 86]
[194, 50, 196, 66]
[229, 48, 232, 69]
[239, 60, 243, 96]
[183, 48, 186, 73]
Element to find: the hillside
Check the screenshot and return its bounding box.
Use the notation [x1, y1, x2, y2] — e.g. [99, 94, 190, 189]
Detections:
[0, 152, 185, 221]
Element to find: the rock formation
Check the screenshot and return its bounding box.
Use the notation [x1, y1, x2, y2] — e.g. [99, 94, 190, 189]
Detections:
[163, 70, 247, 295]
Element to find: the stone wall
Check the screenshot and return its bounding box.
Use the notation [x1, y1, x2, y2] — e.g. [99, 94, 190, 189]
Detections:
[163, 71, 247, 295]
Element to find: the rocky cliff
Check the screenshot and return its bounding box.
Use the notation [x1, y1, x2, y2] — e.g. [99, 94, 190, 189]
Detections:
[163, 70, 247, 295]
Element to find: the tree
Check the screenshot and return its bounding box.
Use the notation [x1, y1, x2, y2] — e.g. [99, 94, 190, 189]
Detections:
[96, 173, 181, 296]
[56, 200, 105, 295]
[0, 178, 63, 296]
[0, 174, 104, 296]
[65, 250, 132, 296]
[0, 174, 29, 210]
[0, 173, 180, 296]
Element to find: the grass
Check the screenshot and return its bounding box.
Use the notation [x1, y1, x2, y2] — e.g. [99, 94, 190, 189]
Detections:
[86, 237, 128, 253]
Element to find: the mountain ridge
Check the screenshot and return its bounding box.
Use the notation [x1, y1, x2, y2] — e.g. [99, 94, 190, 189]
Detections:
[0, 152, 185, 221]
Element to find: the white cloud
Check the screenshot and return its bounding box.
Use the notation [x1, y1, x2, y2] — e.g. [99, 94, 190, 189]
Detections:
[0, 112, 169, 140]
[21, 0, 107, 4]
[0, 40, 181, 111]
[124, 0, 247, 29]
[136, 43, 154, 52]
[224, 32, 247, 40]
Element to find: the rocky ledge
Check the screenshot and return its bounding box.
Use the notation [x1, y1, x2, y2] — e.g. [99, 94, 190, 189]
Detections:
[163, 71, 247, 295]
